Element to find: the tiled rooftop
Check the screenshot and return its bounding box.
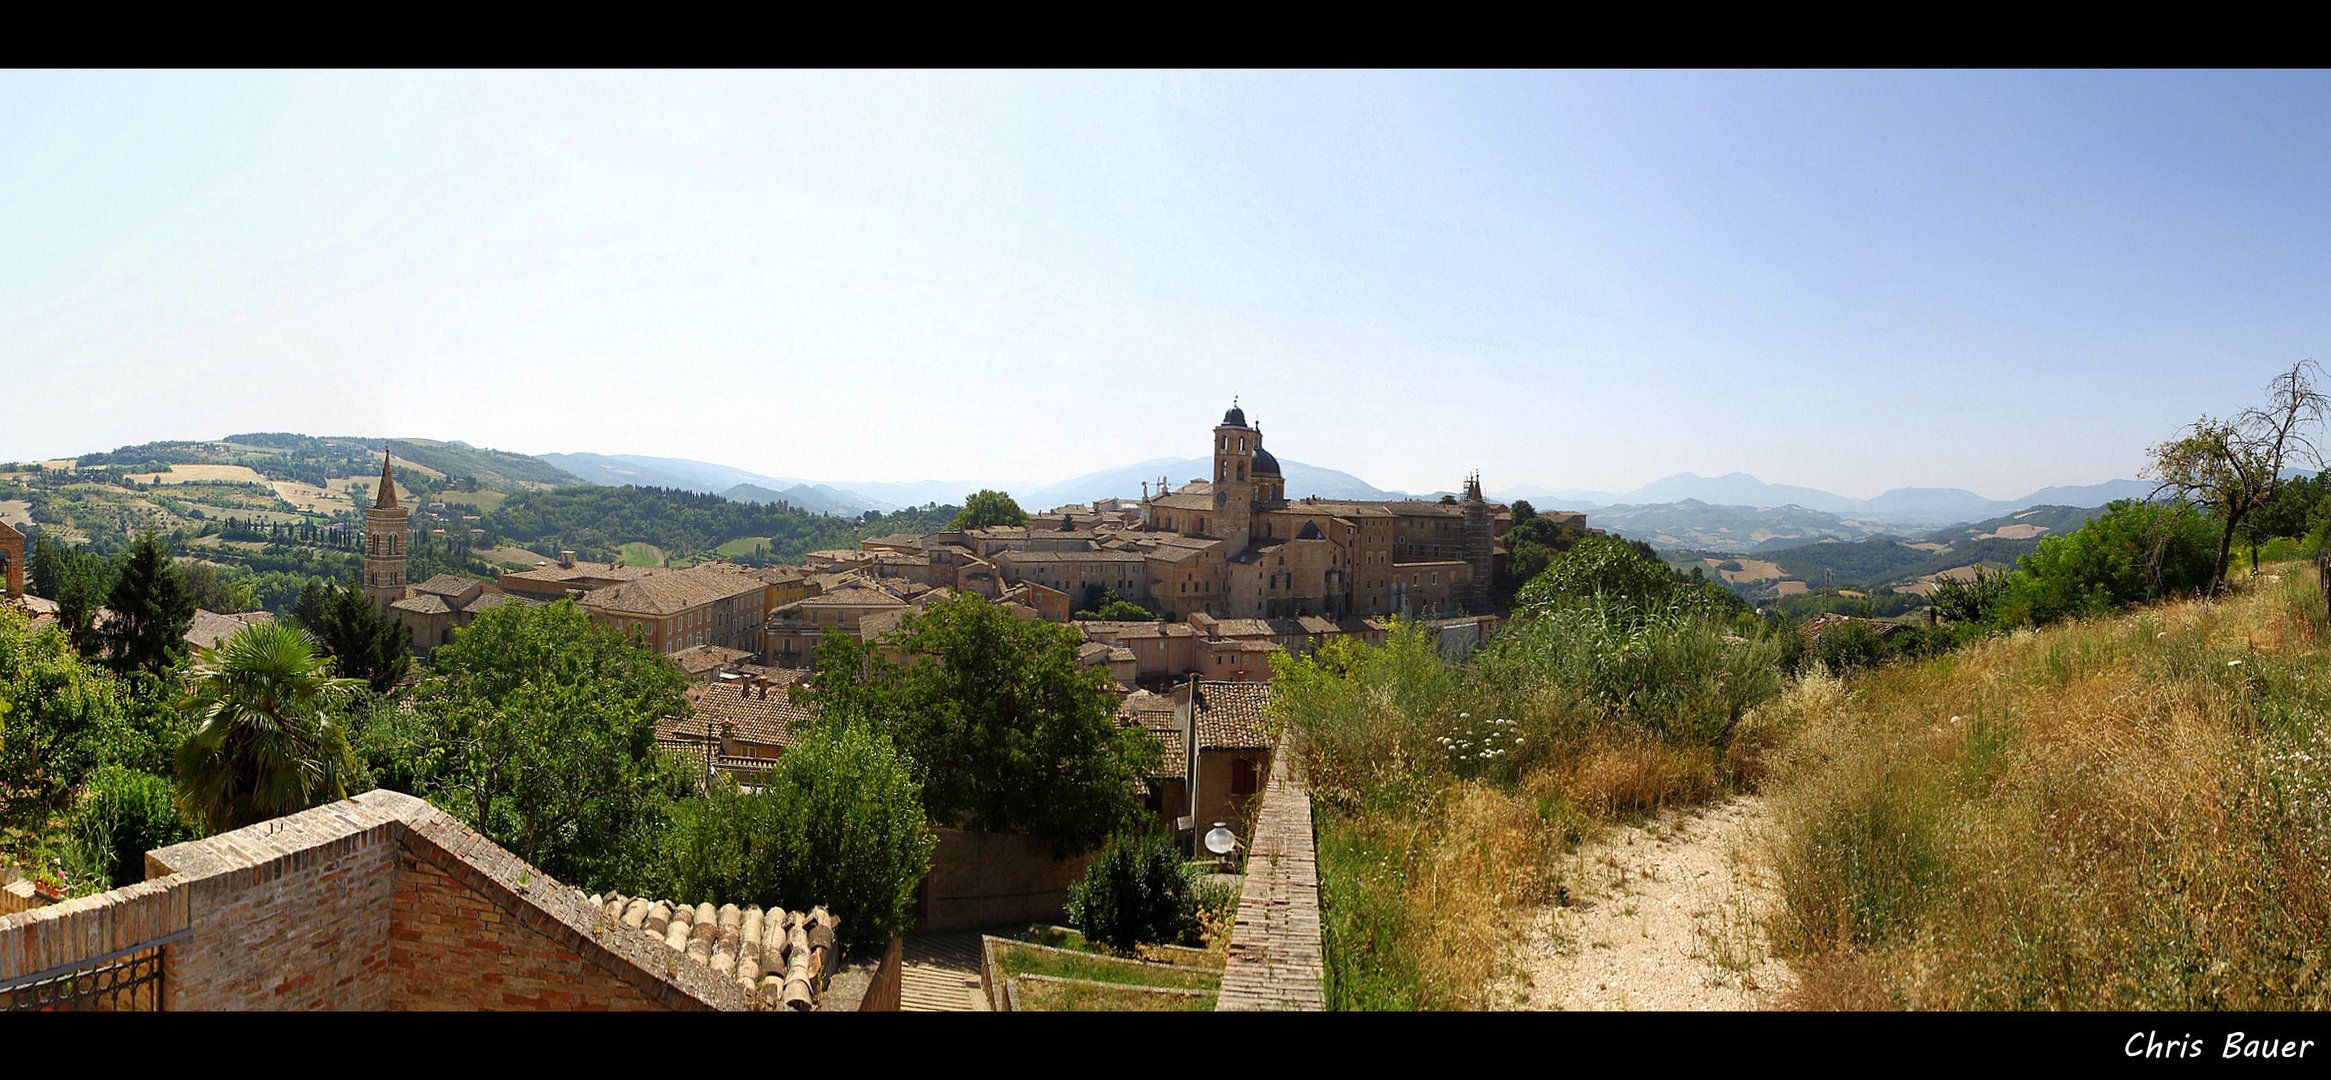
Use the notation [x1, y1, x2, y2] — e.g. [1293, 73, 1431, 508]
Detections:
[665, 678, 819, 751]
[1193, 680, 1273, 751]
[585, 893, 840, 1011]
[582, 564, 767, 617]
[186, 609, 273, 651]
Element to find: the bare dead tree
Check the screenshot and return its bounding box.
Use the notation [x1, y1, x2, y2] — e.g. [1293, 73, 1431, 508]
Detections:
[2146, 359, 2330, 593]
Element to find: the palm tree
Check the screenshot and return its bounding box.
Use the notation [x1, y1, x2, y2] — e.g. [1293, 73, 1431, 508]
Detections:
[175, 620, 366, 834]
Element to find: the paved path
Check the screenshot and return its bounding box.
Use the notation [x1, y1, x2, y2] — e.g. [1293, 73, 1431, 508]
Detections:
[899, 930, 989, 1012]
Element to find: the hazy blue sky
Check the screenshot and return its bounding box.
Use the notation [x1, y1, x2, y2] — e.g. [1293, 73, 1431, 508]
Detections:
[7, 70, 2327, 499]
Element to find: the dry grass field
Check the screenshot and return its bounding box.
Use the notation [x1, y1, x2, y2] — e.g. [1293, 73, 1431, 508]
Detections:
[388, 454, 446, 479]
[1904, 541, 1951, 552]
[1771, 580, 1810, 597]
[1976, 523, 2049, 540]
[325, 476, 413, 504]
[123, 464, 270, 485]
[1765, 570, 2331, 1009]
[269, 480, 345, 513]
[1703, 557, 1789, 584]
[0, 499, 29, 528]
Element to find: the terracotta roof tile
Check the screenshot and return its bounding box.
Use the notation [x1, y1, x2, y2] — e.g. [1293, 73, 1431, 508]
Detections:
[584, 890, 840, 1011]
[582, 564, 767, 617]
[1193, 680, 1272, 751]
[186, 609, 273, 651]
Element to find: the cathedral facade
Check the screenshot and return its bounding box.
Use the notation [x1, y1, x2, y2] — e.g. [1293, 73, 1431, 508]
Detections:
[1122, 403, 1501, 620]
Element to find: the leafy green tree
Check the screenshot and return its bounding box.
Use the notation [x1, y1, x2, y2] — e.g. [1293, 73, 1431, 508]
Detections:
[1083, 599, 1159, 622]
[181, 559, 235, 613]
[101, 533, 196, 675]
[0, 608, 126, 837]
[174, 620, 366, 833]
[655, 721, 934, 951]
[32, 534, 113, 658]
[1996, 500, 2218, 626]
[1066, 831, 1197, 953]
[800, 592, 1157, 856]
[949, 489, 1028, 532]
[1510, 500, 1536, 525]
[313, 584, 411, 693]
[407, 598, 692, 891]
[2147, 359, 2329, 592]
[2240, 469, 2326, 566]
[1515, 536, 1681, 615]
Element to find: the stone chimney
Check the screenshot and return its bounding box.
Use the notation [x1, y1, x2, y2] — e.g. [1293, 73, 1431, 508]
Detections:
[559, 550, 576, 568]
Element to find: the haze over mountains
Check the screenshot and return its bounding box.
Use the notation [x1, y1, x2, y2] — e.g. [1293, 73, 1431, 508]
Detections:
[536, 451, 2150, 555]
[1516, 471, 2155, 526]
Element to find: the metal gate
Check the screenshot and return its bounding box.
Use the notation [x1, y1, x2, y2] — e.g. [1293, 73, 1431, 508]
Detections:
[0, 931, 184, 1011]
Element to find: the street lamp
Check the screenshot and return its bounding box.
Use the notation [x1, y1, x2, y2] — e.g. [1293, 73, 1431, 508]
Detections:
[1203, 821, 1237, 872]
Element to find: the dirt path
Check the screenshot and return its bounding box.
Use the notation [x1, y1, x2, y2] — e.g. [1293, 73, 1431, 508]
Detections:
[1501, 795, 1795, 1010]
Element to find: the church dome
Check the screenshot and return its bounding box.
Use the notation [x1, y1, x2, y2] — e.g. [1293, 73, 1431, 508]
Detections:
[1221, 403, 1247, 427]
[1252, 446, 1281, 476]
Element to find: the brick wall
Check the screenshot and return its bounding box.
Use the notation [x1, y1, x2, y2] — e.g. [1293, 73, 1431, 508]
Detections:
[0, 877, 186, 994]
[387, 854, 665, 1010]
[148, 800, 403, 1010]
[2, 789, 753, 1011]
[1215, 731, 1326, 1011]
[919, 828, 1093, 932]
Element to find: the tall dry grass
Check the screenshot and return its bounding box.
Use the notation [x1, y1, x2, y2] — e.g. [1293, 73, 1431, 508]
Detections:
[1766, 566, 2331, 1009]
[1284, 612, 1789, 1009]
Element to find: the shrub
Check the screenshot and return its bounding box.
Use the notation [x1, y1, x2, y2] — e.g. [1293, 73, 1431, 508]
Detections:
[1815, 620, 1885, 676]
[1997, 500, 2218, 627]
[1066, 831, 1194, 953]
[63, 765, 199, 890]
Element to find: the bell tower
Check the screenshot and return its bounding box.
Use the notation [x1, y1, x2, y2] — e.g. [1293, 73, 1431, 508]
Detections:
[1461, 472, 1492, 612]
[362, 450, 409, 610]
[1211, 399, 1255, 552]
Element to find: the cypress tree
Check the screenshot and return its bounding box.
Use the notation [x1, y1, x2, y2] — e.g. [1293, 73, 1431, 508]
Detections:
[101, 533, 196, 674]
[315, 583, 410, 693]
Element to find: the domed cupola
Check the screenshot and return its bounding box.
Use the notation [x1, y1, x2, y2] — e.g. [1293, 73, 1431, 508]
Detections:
[1252, 446, 1281, 476]
[1222, 402, 1248, 427]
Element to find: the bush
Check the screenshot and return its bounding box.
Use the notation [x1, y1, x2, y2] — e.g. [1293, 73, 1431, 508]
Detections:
[1997, 500, 2218, 627]
[1815, 620, 1885, 676]
[63, 765, 199, 890]
[1066, 831, 1195, 953]
[654, 720, 933, 952]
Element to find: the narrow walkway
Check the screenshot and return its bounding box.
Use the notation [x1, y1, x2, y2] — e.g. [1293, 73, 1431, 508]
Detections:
[1504, 795, 1795, 1010]
[899, 930, 989, 1012]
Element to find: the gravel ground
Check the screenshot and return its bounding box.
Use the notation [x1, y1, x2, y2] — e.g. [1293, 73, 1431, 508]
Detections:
[1500, 795, 1795, 1010]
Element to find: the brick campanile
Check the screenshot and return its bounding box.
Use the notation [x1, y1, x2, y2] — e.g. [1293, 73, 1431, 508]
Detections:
[362, 451, 408, 610]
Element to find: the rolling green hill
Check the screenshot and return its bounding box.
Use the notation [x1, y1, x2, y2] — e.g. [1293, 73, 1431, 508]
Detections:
[385, 439, 581, 490]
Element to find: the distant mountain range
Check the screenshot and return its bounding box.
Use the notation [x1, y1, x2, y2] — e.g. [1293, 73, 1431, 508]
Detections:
[533, 454, 2155, 543]
[534, 451, 1431, 516]
[1498, 472, 2155, 530]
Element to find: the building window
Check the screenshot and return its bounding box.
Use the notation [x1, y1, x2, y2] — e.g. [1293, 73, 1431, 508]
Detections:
[1231, 756, 1260, 796]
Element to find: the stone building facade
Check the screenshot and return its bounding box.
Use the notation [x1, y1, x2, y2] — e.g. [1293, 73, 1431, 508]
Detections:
[1125, 403, 1503, 619]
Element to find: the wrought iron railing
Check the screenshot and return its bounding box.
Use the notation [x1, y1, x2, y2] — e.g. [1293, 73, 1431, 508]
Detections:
[0, 930, 185, 1012]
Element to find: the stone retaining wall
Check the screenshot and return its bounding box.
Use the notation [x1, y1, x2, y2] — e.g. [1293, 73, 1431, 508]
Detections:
[1214, 730, 1326, 1011]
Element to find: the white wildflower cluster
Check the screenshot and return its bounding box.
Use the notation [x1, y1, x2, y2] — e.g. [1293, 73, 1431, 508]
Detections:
[1438, 711, 1523, 772]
